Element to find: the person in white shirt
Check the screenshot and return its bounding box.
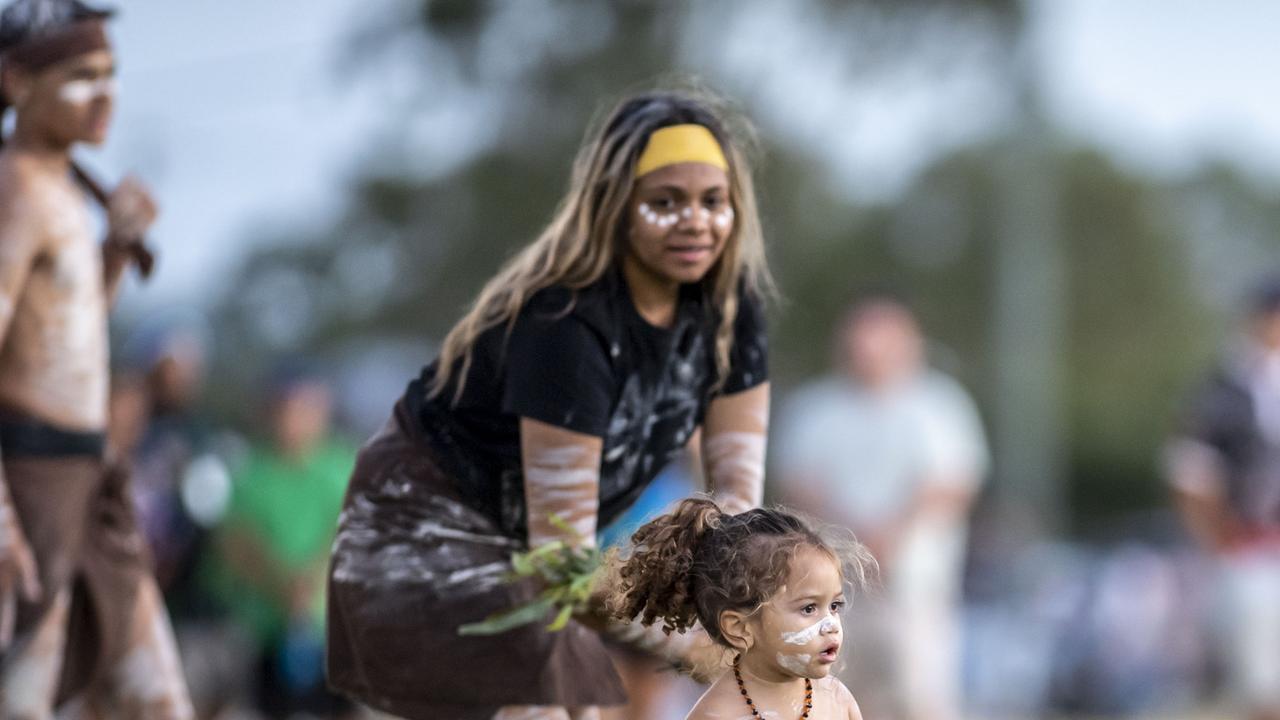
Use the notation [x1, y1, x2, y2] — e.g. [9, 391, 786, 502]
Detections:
[776, 293, 988, 720]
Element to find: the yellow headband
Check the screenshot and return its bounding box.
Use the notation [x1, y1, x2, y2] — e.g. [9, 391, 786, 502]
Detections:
[634, 124, 729, 178]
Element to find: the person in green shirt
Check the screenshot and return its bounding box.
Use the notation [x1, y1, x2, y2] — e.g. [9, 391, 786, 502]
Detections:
[214, 367, 355, 717]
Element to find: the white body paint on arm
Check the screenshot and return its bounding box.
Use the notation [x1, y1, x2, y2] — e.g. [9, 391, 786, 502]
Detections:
[702, 383, 770, 515]
[704, 431, 765, 515]
[520, 418, 603, 549]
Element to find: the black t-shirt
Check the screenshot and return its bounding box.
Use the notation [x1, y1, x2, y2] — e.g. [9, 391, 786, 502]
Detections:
[1178, 363, 1280, 527]
[404, 269, 768, 540]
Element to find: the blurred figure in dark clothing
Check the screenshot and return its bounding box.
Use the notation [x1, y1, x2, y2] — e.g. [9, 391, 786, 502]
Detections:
[127, 319, 230, 617]
[1166, 276, 1280, 720]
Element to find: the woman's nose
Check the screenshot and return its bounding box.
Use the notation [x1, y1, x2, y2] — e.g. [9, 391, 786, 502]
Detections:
[677, 204, 711, 231]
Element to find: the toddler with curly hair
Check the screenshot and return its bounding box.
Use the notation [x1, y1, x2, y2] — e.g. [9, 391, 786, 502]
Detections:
[605, 497, 873, 719]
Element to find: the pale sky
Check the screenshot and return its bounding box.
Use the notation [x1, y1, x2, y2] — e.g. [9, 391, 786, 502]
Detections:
[1035, 0, 1280, 183]
[86, 0, 1280, 313]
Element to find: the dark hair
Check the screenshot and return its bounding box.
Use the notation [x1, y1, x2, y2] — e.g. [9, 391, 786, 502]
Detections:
[1248, 275, 1280, 318]
[0, 0, 112, 52]
[605, 497, 873, 646]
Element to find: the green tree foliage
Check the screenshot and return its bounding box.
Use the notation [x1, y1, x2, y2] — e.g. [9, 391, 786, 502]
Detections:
[209, 0, 1280, 531]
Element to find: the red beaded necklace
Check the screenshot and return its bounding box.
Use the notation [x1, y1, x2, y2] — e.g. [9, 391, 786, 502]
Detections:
[733, 655, 813, 719]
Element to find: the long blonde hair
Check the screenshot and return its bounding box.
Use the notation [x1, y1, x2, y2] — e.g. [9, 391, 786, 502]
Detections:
[431, 88, 774, 402]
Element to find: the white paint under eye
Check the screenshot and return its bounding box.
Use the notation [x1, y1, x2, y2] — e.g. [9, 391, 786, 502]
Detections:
[782, 616, 839, 645]
[714, 206, 735, 229]
[777, 652, 812, 675]
[57, 77, 115, 105]
[638, 202, 678, 229]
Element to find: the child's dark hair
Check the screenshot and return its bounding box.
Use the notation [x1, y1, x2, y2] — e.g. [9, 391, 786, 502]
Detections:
[0, 0, 112, 52]
[605, 497, 874, 646]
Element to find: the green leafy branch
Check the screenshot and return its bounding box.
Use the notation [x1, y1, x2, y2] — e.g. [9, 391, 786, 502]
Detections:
[457, 514, 602, 636]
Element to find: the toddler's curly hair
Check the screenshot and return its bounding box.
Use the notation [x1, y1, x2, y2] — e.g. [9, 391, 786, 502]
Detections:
[604, 497, 873, 646]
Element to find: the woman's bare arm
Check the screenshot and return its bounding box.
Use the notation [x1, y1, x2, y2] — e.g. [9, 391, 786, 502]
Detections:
[700, 382, 769, 514]
[520, 417, 604, 549]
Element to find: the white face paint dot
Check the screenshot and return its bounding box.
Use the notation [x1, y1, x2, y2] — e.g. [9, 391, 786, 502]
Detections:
[637, 202, 678, 229]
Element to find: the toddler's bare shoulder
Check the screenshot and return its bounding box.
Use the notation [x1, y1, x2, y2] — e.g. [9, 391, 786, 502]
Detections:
[813, 676, 862, 719]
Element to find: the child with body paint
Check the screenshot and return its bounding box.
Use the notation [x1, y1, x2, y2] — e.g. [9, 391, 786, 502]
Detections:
[0, 0, 190, 716]
[606, 497, 872, 720]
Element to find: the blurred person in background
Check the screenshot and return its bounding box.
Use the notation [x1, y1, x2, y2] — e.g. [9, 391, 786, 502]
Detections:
[0, 0, 192, 715]
[127, 317, 228, 616]
[1166, 276, 1280, 720]
[775, 292, 988, 720]
[107, 369, 150, 466]
[125, 318, 244, 718]
[210, 364, 355, 719]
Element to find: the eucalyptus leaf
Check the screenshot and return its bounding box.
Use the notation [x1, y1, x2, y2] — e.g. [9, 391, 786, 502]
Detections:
[458, 596, 557, 636]
[547, 604, 574, 632]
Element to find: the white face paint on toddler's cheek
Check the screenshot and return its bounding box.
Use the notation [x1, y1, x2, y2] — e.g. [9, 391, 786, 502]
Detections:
[777, 652, 812, 675]
[58, 78, 117, 105]
[781, 616, 839, 646]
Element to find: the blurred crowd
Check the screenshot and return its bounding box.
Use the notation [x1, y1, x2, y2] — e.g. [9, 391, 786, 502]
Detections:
[115, 281, 1280, 720]
[108, 315, 360, 719]
[594, 286, 1280, 720]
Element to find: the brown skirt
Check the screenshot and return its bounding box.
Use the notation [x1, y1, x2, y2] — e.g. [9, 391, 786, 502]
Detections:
[325, 401, 627, 719]
[2, 453, 150, 703]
